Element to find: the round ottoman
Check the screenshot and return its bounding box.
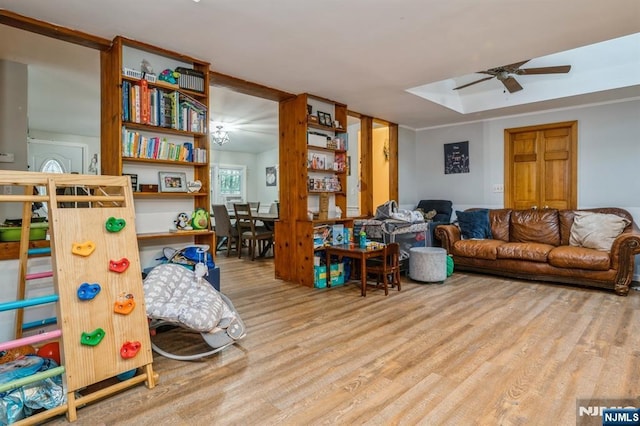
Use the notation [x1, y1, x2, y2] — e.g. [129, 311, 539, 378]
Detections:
[410, 247, 447, 283]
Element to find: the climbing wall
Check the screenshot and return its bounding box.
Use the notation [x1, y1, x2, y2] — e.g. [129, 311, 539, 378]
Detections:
[46, 174, 155, 406]
[0, 171, 155, 423]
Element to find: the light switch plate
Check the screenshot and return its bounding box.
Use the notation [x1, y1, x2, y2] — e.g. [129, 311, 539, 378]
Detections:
[0, 153, 15, 163]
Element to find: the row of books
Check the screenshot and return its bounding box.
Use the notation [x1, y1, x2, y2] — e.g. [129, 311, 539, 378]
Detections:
[122, 79, 207, 133]
[121, 128, 207, 163]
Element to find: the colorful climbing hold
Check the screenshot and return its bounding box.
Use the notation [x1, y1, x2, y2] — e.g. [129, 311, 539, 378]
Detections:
[105, 217, 126, 233]
[71, 241, 96, 257]
[77, 283, 101, 301]
[80, 328, 105, 346]
[109, 258, 130, 273]
[114, 293, 135, 315]
[120, 341, 141, 359]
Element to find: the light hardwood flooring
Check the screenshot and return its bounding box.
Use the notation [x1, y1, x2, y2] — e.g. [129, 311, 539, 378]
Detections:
[46, 255, 640, 425]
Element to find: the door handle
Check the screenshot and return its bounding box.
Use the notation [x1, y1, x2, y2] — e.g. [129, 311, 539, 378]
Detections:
[531, 205, 538, 210]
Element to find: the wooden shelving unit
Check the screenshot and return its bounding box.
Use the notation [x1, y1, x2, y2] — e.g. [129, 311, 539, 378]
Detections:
[101, 36, 214, 256]
[276, 93, 353, 286]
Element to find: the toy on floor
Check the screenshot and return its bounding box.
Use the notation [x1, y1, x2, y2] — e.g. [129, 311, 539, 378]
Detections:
[0, 345, 36, 364]
[35, 342, 59, 365]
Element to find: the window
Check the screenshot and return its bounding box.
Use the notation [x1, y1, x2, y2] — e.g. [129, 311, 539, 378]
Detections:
[212, 164, 247, 208]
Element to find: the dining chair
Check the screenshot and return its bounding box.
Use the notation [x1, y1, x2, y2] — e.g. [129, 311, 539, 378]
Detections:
[211, 204, 239, 257]
[366, 243, 401, 295]
[234, 203, 274, 260]
[249, 201, 260, 212]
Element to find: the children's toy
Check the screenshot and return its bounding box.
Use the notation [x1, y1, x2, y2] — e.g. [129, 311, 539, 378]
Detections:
[159, 68, 180, 84]
[0, 345, 36, 364]
[36, 342, 60, 365]
[174, 212, 192, 230]
[191, 208, 209, 230]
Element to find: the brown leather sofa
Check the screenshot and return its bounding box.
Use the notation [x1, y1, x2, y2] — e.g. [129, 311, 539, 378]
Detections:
[435, 207, 640, 295]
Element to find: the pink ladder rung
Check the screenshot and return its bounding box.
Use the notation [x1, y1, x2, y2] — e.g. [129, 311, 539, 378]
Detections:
[0, 329, 62, 352]
[25, 271, 54, 280]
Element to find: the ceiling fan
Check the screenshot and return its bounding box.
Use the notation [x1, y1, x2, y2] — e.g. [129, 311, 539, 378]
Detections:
[453, 60, 571, 93]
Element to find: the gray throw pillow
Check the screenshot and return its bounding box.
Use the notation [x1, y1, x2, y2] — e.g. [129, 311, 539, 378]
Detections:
[569, 211, 629, 252]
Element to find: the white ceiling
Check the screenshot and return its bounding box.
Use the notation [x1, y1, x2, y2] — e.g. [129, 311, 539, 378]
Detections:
[1, 0, 639, 142]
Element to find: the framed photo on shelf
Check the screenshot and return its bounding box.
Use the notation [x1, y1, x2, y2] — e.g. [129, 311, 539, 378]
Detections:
[158, 171, 188, 192]
[317, 111, 327, 126]
[324, 113, 332, 127]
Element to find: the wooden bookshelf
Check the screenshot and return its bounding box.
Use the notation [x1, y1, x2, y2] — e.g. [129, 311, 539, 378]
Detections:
[101, 36, 214, 256]
[276, 93, 351, 286]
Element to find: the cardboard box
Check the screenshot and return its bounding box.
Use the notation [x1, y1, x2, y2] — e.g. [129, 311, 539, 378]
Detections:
[332, 224, 344, 245]
[330, 263, 344, 286]
[314, 265, 327, 288]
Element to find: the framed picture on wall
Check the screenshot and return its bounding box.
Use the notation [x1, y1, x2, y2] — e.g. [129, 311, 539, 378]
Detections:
[444, 141, 470, 174]
[266, 166, 277, 187]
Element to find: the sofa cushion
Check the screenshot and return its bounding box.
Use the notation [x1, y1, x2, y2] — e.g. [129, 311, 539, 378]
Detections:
[489, 209, 512, 242]
[456, 209, 492, 239]
[453, 239, 504, 260]
[510, 209, 560, 246]
[496, 242, 554, 262]
[569, 211, 630, 252]
[548, 246, 611, 271]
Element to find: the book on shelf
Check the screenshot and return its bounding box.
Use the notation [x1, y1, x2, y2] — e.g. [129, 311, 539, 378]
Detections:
[121, 128, 206, 163]
[140, 79, 150, 124]
[120, 80, 207, 133]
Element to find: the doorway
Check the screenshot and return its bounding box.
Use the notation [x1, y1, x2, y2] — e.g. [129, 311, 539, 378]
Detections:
[28, 138, 88, 174]
[504, 121, 577, 210]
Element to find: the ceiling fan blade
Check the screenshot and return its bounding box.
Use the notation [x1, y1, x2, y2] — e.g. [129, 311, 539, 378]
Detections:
[453, 76, 495, 90]
[499, 60, 530, 73]
[517, 65, 571, 75]
[501, 76, 523, 93]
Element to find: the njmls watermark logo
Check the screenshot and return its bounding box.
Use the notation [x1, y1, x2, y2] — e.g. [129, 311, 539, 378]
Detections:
[577, 399, 640, 426]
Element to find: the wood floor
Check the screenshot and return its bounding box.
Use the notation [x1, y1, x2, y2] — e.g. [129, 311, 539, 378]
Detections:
[45, 255, 640, 425]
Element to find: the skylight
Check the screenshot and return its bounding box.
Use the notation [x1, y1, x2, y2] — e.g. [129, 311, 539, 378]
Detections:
[406, 33, 640, 114]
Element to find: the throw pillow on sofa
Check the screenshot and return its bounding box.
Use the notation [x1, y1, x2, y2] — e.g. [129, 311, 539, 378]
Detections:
[455, 209, 492, 239]
[569, 211, 630, 252]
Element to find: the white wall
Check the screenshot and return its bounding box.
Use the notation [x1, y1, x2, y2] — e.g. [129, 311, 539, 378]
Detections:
[400, 98, 640, 280]
[212, 148, 279, 210]
[253, 147, 279, 210]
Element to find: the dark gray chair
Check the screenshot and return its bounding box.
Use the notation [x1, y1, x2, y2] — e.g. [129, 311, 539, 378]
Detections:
[416, 199, 453, 247]
[212, 204, 239, 257]
[234, 203, 274, 260]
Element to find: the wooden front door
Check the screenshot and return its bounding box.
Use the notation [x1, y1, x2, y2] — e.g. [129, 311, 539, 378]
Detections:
[504, 121, 577, 210]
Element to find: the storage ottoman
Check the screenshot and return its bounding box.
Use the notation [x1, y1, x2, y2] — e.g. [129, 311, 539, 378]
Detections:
[410, 247, 447, 282]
